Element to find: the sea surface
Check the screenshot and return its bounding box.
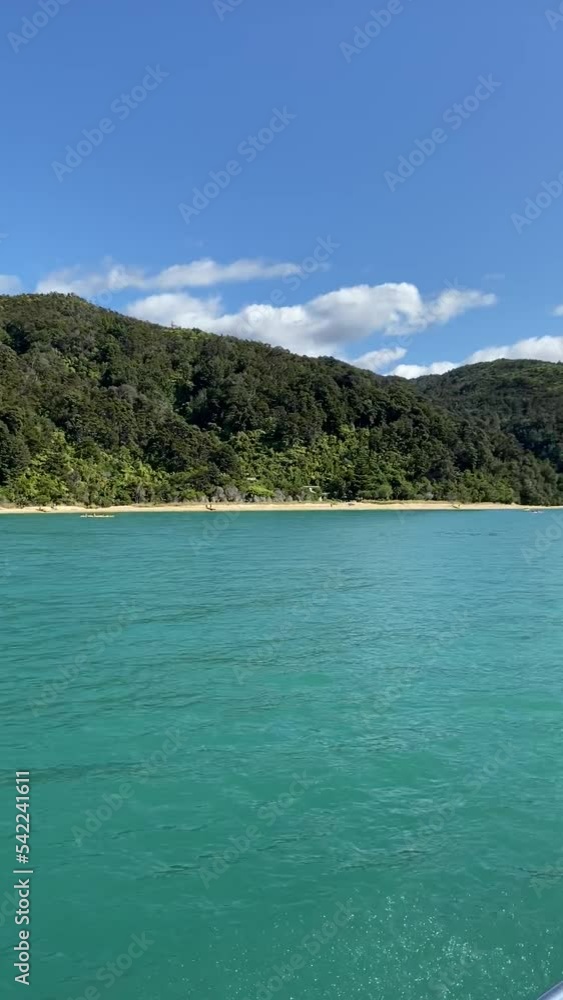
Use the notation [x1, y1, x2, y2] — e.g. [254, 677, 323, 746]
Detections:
[1, 510, 562, 1000]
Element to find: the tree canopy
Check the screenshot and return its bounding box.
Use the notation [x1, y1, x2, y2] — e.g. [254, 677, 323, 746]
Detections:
[0, 293, 561, 506]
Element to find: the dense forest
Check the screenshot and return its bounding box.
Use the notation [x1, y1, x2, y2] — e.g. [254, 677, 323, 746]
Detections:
[416, 361, 563, 480]
[0, 293, 562, 506]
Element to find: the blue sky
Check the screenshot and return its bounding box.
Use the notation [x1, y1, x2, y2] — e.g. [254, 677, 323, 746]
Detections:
[2, 0, 563, 375]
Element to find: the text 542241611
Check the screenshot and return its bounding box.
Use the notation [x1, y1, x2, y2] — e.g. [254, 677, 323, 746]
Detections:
[15, 772, 30, 867]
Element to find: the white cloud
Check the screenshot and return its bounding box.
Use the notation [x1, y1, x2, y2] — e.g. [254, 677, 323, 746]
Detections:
[0, 275, 22, 294]
[128, 292, 222, 333]
[551, 304, 563, 317]
[35, 258, 302, 296]
[418, 288, 497, 327]
[152, 259, 301, 288]
[390, 335, 563, 378]
[392, 361, 456, 378]
[351, 346, 407, 372]
[467, 335, 563, 364]
[126, 282, 496, 357]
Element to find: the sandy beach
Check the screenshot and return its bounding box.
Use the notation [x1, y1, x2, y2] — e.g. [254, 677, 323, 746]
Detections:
[0, 500, 557, 515]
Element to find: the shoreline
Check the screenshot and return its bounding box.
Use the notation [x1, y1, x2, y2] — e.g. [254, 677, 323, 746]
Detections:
[0, 500, 559, 515]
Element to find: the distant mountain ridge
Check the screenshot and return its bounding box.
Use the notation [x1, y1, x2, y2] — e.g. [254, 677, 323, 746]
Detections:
[0, 293, 561, 505]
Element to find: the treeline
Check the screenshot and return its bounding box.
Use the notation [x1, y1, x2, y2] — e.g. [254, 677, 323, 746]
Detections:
[0, 293, 561, 506]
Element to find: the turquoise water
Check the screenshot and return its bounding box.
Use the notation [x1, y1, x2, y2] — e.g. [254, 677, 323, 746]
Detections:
[1, 510, 563, 999]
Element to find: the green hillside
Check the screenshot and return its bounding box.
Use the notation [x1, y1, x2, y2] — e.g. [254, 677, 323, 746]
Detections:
[415, 360, 563, 476]
[0, 293, 561, 506]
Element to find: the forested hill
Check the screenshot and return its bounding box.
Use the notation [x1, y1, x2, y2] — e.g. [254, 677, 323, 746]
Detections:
[0, 293, 561, 506]
[415, 360, 563, 478]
